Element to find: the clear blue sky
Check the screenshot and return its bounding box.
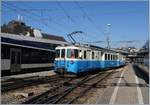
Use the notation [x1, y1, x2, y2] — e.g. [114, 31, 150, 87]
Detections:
[1, 1, 149, 48]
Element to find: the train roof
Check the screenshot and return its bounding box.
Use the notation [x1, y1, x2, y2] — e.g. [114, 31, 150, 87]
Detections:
[56, 44, 123, 54]
[1, 33, 69, 51]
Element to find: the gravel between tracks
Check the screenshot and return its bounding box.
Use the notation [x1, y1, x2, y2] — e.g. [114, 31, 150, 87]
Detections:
[1, 83, 51, 104]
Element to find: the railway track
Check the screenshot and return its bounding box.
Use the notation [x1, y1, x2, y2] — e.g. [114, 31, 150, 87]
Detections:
[22, 70, 115, 104]
[1, 75, 68, 92]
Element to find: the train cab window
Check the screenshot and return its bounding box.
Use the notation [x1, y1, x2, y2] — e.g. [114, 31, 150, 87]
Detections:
[84, 51, 86, 59]
[56, 49, 60, 58]
[67, 49, 71, 58]
[74, 49, 79, 58]
[67, 49, 79, 59]
[61, 49, 65, 58]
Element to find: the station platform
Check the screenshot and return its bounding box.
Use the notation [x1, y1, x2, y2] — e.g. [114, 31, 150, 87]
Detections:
[1, 71, 56, 82]
[96, 64, 149, 104]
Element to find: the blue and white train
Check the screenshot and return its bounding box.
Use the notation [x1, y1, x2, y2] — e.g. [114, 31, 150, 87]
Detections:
[54, 44, 125, 75]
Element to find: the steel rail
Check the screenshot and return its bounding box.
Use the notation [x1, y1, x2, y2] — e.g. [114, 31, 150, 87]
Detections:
[68, 71, 114, 104]
[22, 71, 110, 104]
[22, 78, 73, 104]
[48, 72, 106, 104]
[2, 75, 62, 92]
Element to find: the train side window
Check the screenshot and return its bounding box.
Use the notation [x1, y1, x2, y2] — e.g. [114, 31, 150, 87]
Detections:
[111, 54, 113, 60]
[113, 55, 115, 60]
[110, 54, 111, 60]
[84, 51, 86, 59]
[107, 54, 109, 60]
[2, 45, 10, 59]
[17, 52, 21, 64]
[86, 50, 91, 60]
[95, 51, 97, 60]
[99, 51, 102, 60]
[97, 52, 99, 60]
[96, 51, 99, 60]
[61, 49, 65, 58]
[79, 50, 82, 59]
[92, 52, 94, 59]
[74, 49, 79, 58]
[105, 53, 107, 60]
[116, 55, 118, 60]
[11, 52, 16, 64]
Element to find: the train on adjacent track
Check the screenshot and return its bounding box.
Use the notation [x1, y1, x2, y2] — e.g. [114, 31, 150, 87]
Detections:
[54, 44, 126, 75]
[1, 32, 67, 76]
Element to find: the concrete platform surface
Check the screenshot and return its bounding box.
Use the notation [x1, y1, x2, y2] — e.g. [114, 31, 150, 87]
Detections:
[96, 64, 149, 104]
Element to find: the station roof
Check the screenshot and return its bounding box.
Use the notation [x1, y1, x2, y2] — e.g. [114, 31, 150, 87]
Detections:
[1, 33, 69, 51]
[1, 33, 68, 45]
[42, 33, 66, 42]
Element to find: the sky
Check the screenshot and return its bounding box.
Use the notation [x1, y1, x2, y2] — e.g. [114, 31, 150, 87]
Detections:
[1, 1, 149, 48]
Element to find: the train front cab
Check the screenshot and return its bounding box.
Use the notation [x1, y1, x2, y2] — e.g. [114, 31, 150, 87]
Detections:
[54, 47, 80, 74]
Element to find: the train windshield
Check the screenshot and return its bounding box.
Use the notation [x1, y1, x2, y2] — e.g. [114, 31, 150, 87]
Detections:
[55, 49, 60, 58]
[61, 49, 65, 58]
[67, 49, 78, 59]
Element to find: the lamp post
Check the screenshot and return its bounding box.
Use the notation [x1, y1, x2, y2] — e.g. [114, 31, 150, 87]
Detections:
[106, 24, 111, 49]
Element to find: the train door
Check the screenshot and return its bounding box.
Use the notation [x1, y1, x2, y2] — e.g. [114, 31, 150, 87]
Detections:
[10, 48, 21, 72]
[60, 49, 66, 68]
[87, 50, 92, 69]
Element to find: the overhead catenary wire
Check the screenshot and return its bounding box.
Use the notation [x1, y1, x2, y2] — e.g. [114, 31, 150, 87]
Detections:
[74, 1, 104, 34]
[56, 1, 82, 30]
[74, 1, 106, 43]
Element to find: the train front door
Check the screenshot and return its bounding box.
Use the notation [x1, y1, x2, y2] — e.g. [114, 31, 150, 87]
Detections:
[10, 48, 21, 72]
